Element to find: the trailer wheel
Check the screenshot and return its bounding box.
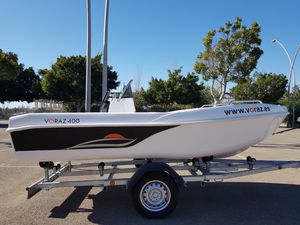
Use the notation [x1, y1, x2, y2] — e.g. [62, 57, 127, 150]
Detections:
[132, 172, 178, 218]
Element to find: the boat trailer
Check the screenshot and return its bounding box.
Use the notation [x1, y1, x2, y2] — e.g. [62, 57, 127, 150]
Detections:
[27, 158, 300, 218]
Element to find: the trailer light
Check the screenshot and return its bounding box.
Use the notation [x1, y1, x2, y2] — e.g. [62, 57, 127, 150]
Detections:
[110, 180, 116, 186]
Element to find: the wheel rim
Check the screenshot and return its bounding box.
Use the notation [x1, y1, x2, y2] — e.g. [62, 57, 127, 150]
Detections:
[139, 180, 171, 212]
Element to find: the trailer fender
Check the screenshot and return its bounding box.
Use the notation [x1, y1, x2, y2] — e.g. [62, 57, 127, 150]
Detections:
[127, 162, 185, 192]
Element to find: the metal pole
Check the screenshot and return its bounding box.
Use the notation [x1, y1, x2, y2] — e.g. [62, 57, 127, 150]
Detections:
[272, 39, 298, 127]
[85, 0, 92, 112]
[272, 40, 293, 96]
[290, 45, 300, 128]
[102, 0, 109, 101]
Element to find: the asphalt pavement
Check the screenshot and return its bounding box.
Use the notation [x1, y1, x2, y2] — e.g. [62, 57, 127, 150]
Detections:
[0, 122, 299, 225]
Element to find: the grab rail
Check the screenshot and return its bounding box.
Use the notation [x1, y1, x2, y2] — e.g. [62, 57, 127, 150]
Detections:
[201, 100, 263, 108]
[201, 103, 227, 108]
[229, 100, 263, 105]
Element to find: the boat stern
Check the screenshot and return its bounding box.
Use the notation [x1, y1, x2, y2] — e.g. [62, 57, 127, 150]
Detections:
[7, 113, 46, 157]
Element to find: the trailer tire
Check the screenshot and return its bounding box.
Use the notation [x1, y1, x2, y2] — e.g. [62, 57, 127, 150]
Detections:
[132, 172, 178, 218]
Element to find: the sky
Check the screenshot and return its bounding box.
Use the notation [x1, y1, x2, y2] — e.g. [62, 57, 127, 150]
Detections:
[1, 0, 300, 91]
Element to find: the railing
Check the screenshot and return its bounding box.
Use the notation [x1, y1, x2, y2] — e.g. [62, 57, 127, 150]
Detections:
[201, 103, 227, 108]
[229, 100, 263, 105]
[201, 100, 263, 108]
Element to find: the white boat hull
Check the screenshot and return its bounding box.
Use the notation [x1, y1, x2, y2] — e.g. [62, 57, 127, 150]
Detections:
[7, 103, 287, 161]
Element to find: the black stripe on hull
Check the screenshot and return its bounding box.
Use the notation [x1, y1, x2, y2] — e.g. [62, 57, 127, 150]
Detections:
[11, 126, 177, 151]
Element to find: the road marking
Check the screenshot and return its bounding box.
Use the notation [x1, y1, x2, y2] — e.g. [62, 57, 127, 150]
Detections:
[236, 154, 246, 160]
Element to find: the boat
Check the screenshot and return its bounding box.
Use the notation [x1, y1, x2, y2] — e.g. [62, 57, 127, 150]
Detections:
[7, 97, 287, 161]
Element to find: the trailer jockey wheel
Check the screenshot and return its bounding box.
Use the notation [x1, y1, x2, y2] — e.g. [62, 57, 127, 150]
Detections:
[132, 172, 178, 218]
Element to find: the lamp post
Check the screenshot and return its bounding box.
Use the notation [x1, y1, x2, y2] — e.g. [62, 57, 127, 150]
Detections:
[272, 39, 300, 128]
[85, 0, 92, 112]
[290, 46, 300, 128]
[102, 0, 109, 101]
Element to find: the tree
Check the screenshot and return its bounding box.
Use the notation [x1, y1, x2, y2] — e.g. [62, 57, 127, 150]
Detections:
[41, 54, 119, 112]
[0, 49, 21, 103]
[145, 77, 168, 105]
[133, 88, 147, 112]
[0, 49, 20, 80]
[15, 67, 43, 102]
[0, 80, 15, 103]
[231, 72, 288, 103]
[0, 69, 42, 103]
[165, 68, 208, 105]
[144, 68, 209, 107]
[194, 17, 263, 104]
[279, 85, 300, 126]
[91, 54, 119, 104]
[291, 85, 300, 126]
[293, 85, 300, 100]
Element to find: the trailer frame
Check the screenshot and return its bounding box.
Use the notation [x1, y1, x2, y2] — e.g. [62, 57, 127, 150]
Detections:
[27, 157, 300, 196]
[26, 157, 300, 217]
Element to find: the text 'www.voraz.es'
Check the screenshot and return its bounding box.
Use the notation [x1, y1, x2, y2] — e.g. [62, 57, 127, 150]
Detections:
[224, 106, 271, 115]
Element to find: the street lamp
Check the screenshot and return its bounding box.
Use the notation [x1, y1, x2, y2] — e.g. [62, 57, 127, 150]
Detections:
[102, 0, 109, 101]
[85, 0, 92, 112]
[272, 39, 300, 128]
